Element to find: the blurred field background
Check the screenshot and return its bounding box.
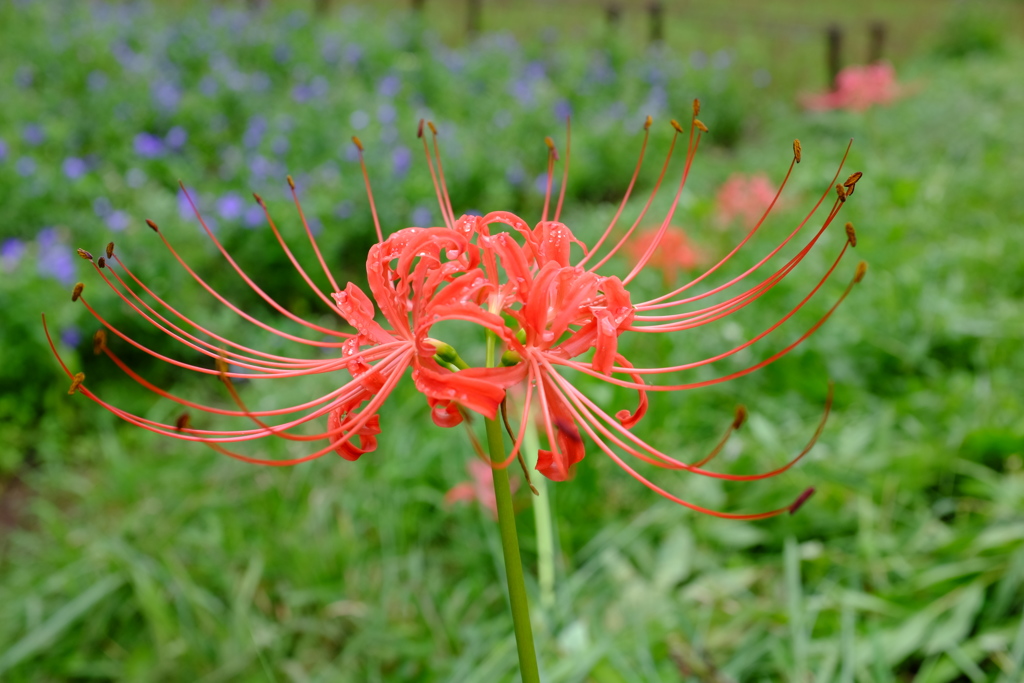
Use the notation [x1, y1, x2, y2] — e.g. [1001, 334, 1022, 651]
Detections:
[1, 0, 1023, 681]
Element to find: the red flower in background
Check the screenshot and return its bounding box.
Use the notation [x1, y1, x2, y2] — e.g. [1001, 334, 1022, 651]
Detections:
[801, 62, 904, 112]
[49, 102, 865, 519]
[715, 172, 780, 229]
[624, 225, 703, 286]
[445, 459, 521, 518]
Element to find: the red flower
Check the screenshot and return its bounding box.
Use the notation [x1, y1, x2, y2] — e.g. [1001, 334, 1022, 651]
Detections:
[801, 62, 904, 112]
[623, 224, 703, 287]
[445, 459, 521, 519]
[715, 172, 781, 229]
[48, 102, 865, 519]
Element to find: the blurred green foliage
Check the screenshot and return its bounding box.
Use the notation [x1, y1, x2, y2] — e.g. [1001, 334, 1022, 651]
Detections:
[1, 1, 1023, 682]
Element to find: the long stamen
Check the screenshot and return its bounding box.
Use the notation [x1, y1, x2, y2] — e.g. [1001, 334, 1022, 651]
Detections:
[428, 121, 458, 227]
[553, 118, 571, 223]
[144, 219, 347, 348]
[76, 292, 360, 379]
[277, 181, 343, 299]
[178, 185, 351, 338]
[548, 261, 867, 390]
[588, 118, 682, 272]
[637, 140, 853, 309]
[96, 335, 372, 419]
[543, 355, 833, 483]
[577, 115, 652, 269]
[622, 109, 706, 284]
[540, 359, 808, 519]
[417, 120, 455, 229]
[96, 259, 320, 371]
[541, 137, 558, 223]
[351, 136, 384, 242]
[632, 208, 848, 330]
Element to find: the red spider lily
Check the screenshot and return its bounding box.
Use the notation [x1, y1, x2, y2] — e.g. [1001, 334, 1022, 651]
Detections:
[715, 172, 780, 229]
[47, 101, 865, 519]
[623, 224, 703, 286]
[801, 62, 904, 112]
[445, 459, 521, 519]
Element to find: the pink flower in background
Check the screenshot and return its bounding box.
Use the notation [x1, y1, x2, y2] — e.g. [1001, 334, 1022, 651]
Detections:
[624, 225, 703, 286]
[715, 172, 779, 229]
[445, 460, 520, 518]
[801, 62, 903, 112]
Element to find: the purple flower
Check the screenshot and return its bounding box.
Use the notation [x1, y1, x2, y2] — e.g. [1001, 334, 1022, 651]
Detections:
[36, 228, 75, 285]
[178, 187, 196, 219]
[505, 162, 525, 186]
[305, 215, 323, 236]
[216, 193, 245, 221]
[333, 201, 353, 220]
[524, 61, 546, 81]
[106, 210, 130, 232]
[134, 133, 165, 158]
[249, 72, 271, 92]
[534, 172, 559, 195]
[645, 85, 668, 115]
[554, 99, 572, 121]
[250, 154, 277, 180]
[23, 124, 44, 146]
[87, 70, 109, 91]
[377, 103, 397, 126]
[243, 116, 267, 149]
[243, 204, 265, 228]
[271, 136, 289, 157]
[15, 66, 34, 89]
[152, 82, 182, 112]
[343, 44, 363, 65]
[378, 74, 401, 98]
[410, 205, 434, 227]
[588, 52, 616, 84]
[291, 83, 314, 104]
[199, 75, 219, 97]
[93, 197, 113, 217]
[310, 76, 328, 98]
[62, 157, 88, 180]
[111, 41, 141, 71]
[61, 326, 82, 349]
[391, 146, 412, 178]
[1, 238, 26, 268]
[16, 157, 36, 177]
[0, 138, 8, 162]
[509, 78, 535, 105]
[321, 39, 341, 64]
[166, 126, 188, 150]
[274, 45, 292, 64]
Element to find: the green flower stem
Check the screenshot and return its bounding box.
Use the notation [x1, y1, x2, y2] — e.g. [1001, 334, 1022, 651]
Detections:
[485, 332, 540, 683]
[485, 416, 541, 683]
[523, 419, 555, 610]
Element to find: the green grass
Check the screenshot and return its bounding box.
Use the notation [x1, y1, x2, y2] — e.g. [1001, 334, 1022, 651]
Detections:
[1, 1, 1023, 681]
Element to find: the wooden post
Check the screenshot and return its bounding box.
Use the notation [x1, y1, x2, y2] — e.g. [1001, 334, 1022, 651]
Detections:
[648, 2, 664, 44]
[868, 20, 887, 63]
[412, 0, 426, 12]
[467, 0, 481, 39]
[314, 0, 334, 15]
[826, 24, 843, 90]
[606, 3, 622, 33]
